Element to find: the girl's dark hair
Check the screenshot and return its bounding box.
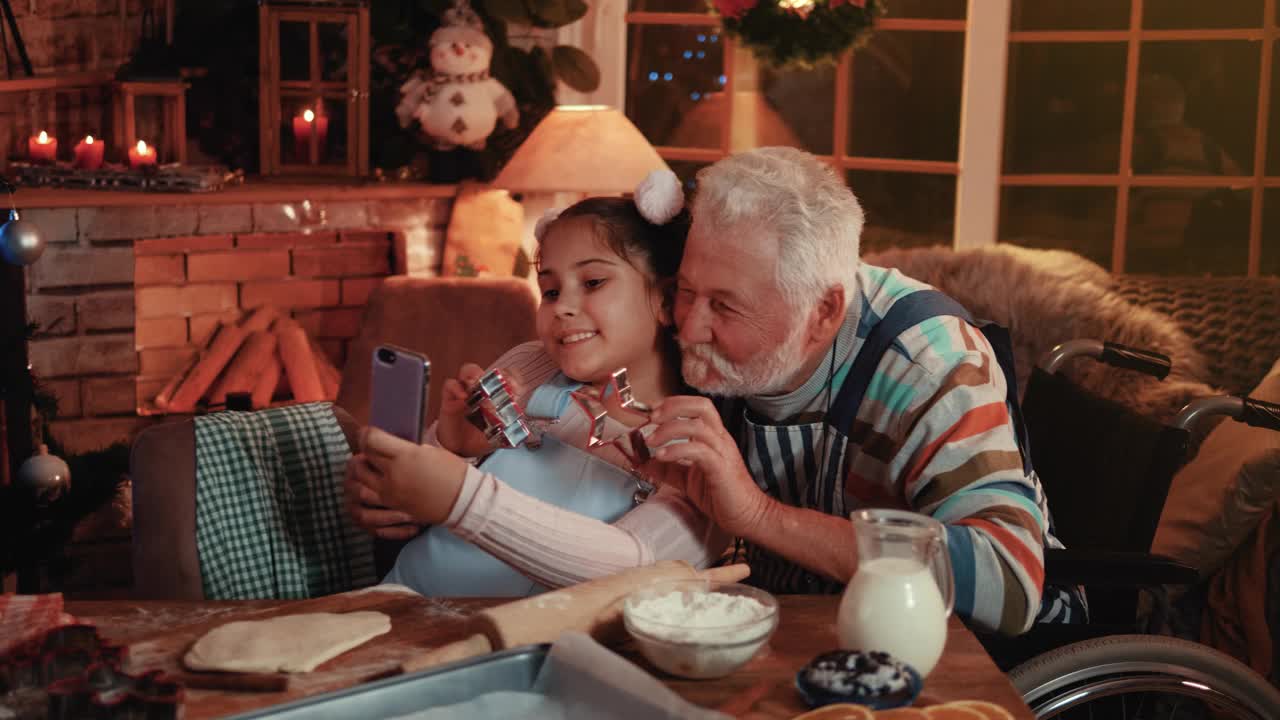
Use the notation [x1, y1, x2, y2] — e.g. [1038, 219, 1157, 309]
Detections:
[542, 196, 690, 284]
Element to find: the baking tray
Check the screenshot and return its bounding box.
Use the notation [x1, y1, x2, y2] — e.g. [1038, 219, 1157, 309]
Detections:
[226, 644, 550, 720]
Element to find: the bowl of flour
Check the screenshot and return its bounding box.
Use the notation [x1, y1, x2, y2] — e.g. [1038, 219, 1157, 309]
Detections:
[623, 579, 779, 679]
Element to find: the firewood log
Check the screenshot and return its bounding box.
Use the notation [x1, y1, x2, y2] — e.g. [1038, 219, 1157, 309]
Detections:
[167, 323, 249, 413]
[251, 353, 284, 409]
[276, 323, 325, 403]
[154, 352, 201, 411]
[241, 305, 280, 333]
[206, 330, 279, 406]
[309, 339, 342, 400]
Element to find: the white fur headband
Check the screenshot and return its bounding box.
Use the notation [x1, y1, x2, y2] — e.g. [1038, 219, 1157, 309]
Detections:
[533, 169, 685, 242]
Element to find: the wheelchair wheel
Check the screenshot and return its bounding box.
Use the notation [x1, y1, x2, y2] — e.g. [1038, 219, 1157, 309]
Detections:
[1010, 634, 1280, 719]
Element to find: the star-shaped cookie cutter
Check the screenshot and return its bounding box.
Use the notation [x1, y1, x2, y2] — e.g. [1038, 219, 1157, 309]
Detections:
[568, 369, 656, 503]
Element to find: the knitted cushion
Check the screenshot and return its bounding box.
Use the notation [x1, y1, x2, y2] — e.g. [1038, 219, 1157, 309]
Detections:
[1110, 275, 1280, 397]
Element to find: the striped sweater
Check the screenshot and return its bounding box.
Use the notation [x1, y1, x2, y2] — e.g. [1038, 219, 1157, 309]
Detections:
[733, 263, 1058, 635]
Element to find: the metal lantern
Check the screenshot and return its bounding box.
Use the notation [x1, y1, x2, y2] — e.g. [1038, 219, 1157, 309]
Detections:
[258, 0, 371, 176]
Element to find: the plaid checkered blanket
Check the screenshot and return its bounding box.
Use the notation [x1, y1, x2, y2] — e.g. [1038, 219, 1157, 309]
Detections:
[194, 402, 376, 599]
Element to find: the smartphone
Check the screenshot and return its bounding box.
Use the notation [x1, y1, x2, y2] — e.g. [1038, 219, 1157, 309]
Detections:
[369, 345, 430, 444]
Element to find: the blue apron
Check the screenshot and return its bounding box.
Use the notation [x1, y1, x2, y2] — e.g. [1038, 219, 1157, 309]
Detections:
[384, 376, 643, 597]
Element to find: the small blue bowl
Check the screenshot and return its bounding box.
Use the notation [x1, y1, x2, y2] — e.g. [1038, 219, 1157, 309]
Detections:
[794, 649, 923, 711]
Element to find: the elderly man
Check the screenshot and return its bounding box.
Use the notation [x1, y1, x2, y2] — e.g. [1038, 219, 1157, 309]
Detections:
[641, 147, 1081, 636]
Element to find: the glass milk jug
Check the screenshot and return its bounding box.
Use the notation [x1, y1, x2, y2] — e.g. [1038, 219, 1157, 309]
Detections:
[837, 509, 955, 677]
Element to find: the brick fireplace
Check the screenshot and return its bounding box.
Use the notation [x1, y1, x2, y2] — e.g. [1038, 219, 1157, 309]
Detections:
[21, 186, 464, 454]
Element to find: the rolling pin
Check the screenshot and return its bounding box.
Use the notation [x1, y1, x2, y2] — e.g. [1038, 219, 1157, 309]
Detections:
[399, 561, 750, 674]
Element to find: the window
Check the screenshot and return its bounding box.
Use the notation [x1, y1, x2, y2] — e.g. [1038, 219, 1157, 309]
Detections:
[1001, 0, 1273, 276]
[622, 0, 1277, 276]
[624, 0, 968, 254]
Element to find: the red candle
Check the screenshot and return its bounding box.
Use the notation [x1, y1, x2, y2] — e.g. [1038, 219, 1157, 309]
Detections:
[73, 135, 105, 170]
[128, 140, 157, 169]
[28, 130, 57, 163]
[292, 108, 329, 163]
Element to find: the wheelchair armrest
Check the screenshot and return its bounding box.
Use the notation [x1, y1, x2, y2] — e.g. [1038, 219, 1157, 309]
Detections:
[1045, 548, 1200, 587]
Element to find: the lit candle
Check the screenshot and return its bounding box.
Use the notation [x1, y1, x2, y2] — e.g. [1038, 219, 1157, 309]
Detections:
[292, 108, 330, 163]
[72, 135, 105, 170]
[128, 139, 157, 169]
[28, 130, 57, 164]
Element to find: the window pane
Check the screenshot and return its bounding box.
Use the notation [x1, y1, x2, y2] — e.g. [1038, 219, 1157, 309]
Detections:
[849, 31, 963, 161]
[848, 171, 955, 253]
[1265, 41, 1280, 174]
[1263, 189, 1280, 275]
[1011, 1, 1131, 31]
[628, 0, 709, 12]
[1127, 187, 1250, 275]
[1004, 43, 1127, 174]
[761, 64, 836, 155]
[318, 22, 349, 83]
[626, 25, 726, 149]
[1138, 41, 1258, 175]
[279, 21, 310, 82]
[1000, 186, 1116, 270]
[884, 0, 965, 19]
[1144, 0, 1263, 29]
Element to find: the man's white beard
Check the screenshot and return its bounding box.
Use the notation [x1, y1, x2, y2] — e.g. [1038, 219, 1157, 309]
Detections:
[679, 322, 810, 397]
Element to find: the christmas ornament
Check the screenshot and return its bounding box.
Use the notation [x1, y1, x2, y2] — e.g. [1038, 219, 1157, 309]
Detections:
[16, 443, 71, 508]
[711, 0, 883, 69]
[0, 207, 44, 266]
[395, 0, 519, 151]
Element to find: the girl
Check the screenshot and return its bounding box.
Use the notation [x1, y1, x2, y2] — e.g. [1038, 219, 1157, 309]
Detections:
[347, 170, 729, 597]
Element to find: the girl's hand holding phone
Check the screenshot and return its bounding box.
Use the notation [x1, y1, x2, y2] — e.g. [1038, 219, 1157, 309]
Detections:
[350, 427, 470, 526]
[435, 363, 524, 457]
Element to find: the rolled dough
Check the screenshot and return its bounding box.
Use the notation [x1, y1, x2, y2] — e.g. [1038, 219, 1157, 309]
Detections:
[184, 611, 392, 673]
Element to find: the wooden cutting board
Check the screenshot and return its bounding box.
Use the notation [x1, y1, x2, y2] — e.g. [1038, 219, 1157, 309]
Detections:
[117, 589, 490, 719]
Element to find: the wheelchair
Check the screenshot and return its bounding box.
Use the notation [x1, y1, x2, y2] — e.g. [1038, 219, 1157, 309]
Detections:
[982, 339, 1280, 719]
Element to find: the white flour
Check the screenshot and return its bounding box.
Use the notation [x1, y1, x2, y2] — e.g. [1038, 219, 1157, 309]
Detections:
[628, 591, 769, 642]
[625, 590, 775, 679]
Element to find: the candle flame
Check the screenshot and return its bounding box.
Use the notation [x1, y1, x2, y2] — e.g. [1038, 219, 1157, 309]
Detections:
[136, 140, 148, 153]
[85, 135, 95, 144]
[304, 109, 316, 123]
[37, 131, 49, 143]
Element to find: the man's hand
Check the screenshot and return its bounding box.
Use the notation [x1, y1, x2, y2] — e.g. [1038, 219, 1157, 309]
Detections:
[643, 395, 772, 537]
[344, 455, 421, 541]
[348, 427, 470, 526]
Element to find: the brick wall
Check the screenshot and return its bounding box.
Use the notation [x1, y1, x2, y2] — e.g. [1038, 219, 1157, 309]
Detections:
[1, 1, 146, 164]
[25, 195, 452, 454]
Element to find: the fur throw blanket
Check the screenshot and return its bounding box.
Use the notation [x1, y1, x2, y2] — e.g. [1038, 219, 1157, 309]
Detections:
[864, 245, 1219, 424]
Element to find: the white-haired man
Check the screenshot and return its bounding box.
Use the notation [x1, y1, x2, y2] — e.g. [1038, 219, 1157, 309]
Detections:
[643, 147, 1083, 635]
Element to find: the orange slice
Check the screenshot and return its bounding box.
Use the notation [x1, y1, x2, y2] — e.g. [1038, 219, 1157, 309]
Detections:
[874, 708, 929, 719]
[950, 701, 1016, 720]
[792, 703, 877, 720]
[922, 705, 986, 720]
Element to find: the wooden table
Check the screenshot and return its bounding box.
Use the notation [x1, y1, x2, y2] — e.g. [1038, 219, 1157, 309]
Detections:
[66, 590, 1033, 719]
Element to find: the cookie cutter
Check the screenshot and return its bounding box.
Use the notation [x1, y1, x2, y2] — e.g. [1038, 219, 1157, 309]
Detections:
[1, 623, 182, 720]
[568, 368, 656, 503]
[465, 369, 533, 449]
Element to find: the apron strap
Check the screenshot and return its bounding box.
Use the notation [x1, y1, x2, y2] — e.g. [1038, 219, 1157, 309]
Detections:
[825, 290, 1033, 473]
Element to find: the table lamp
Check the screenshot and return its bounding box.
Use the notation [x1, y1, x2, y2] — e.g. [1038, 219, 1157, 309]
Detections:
[492, 105, 671, 284]
[493, 105, 670, 195]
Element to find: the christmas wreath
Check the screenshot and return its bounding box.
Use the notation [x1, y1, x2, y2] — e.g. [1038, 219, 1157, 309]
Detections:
[711, 0, 885, 68]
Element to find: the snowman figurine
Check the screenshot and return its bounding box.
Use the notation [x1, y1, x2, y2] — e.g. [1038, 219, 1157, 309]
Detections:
[396, 0, 519, 151]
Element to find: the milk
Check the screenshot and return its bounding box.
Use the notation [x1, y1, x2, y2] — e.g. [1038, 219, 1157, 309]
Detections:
[837, 556, 948, 677]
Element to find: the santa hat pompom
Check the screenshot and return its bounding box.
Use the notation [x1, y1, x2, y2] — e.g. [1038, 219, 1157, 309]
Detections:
[634, 169, 684, 225]
[534, 207, 562, 242]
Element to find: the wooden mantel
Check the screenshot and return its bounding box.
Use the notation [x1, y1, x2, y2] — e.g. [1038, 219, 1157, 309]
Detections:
[14, 179, 461, 209]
